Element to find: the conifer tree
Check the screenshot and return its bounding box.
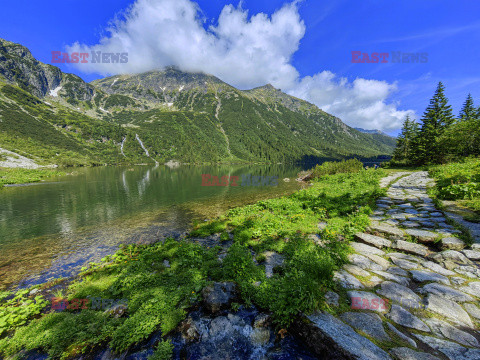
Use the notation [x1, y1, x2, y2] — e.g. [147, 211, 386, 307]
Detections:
[393, 115, 419, 162]
[416, 82, 454, 164]
[458, 94, 476, 121]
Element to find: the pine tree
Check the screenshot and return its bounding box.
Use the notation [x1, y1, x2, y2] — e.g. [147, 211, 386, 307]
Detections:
[393, 115, 419, 162]
[458, 94, 476, 121]
[416, 82, 454, 164]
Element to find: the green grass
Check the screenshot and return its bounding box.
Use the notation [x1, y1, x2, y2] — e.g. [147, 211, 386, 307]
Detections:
[0, 168, 66, 187]
[0, 169, 386, 359]
[429, 158, 480, 220]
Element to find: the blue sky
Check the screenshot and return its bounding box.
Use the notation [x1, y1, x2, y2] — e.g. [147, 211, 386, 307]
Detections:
[1, 0, 479, 135]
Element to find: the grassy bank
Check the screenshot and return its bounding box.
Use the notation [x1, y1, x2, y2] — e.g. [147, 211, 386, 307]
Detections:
[0, 168, 66, 188]
[0, 165, 386, 359]
[429, 157, 480, 221]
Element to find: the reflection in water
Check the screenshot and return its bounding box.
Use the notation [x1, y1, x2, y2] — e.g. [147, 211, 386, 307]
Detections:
[0, 164, 307, 289]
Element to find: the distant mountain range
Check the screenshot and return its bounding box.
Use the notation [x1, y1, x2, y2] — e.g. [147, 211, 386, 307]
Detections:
[0, 38, 396, 166]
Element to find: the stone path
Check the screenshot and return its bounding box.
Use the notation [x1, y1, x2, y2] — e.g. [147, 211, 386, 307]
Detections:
[297, 171, 480, 360]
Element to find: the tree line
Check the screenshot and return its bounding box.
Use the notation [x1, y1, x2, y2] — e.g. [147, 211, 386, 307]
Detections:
[391, 82, 480, 165]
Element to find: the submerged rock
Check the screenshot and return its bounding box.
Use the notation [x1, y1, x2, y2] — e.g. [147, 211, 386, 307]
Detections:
[202, 282, 237, 314]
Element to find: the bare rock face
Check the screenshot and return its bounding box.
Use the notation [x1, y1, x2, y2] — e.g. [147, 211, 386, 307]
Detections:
[291, 312, 392, 360]
[202, 282, 237, 314]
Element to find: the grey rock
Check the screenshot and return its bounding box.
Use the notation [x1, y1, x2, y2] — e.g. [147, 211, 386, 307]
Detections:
[441, 237, 465, 251]
[369, 223, 405, 240]
[419, 283, 474, 302]
[432, 250, 473, 270]
[363, 253, 391, 270]
[387, 266, 409, 277]
[423, 294, 474, 328]
[431, 212, 444, 217]
[355, 232, 392, 249]
[405, 229, 439, 243]
[386, 323, 417, 348]
[455, 265, 480, 278]
[425, 318, 479, 347]
[369, 276, 384, 286]
[347, 291, 389, 313]
[263, 251, 284, 278]
[388, 252, 421, 262]
[340, 312, 391, 343]
[344, 264, 370, 277]
[202, 282, 237, 313]
[414, 334, 480, 360]
[334, 270, 365, 289]
[390, 347, 440, 360]
[372, 270, 410, 286]
[421, 260, 456, 276]
[392, 214, 408, 220]
[250, 327, 271, 345]
[387, 304, 430, 331]
[410, 270, 450, 285]
[402, 221, 421, 228]
[351, 241, 386, 256]
[349, 254, 384, 271]
[419, 220, 437, 228]
[451, 277, 468, 286]
[325, 291, 340, 307]
[293, 312, 393, 360]
[377, 281, 422, 308]
[464, 303, 480, 320]
[462, 250, 480, 260]
[391, 257, 419, 270]
[392, 240, 429, 257]
[459, 282, 480, 298]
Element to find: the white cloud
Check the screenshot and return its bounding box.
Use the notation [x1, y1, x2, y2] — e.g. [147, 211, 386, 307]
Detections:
[66, 0, 414, 131]
[290, 73, 415, 131]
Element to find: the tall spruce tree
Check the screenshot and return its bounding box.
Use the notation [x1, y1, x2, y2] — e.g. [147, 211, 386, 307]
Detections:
[393, 115, 419, 162]
[416, 82, 454, 164]
[458, 94, 476, 121]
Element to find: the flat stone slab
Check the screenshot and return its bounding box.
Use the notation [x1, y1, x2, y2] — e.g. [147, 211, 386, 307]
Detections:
[334, 270, 364, 289]
[462, 250, 480, 260]
[377, 281, 422, 308]
[390, 257, 419, 270]
[459, 282, 480, 298]
[441, 237, 465, 251]
[351, 242, 386, 256]
[410, 270, 450, 285]
[386, 323, 417, 348]
[432, 250, 473, 270]
[392, 240, 429, 257]
[425, 318, 479, 347]
[349, 254, 384, 271]
[343, 264, 370, 277]
[464, 303, 480, 320]
[293, 313, 393, 360]
[405, 229, 439, 243]
[418, 283, 474, 302]
[369, 223, 405, 240]
[387, 304, 430, 331]
[363, 253, 391, 270]
[372, 270, 410, 286]
[355, 233, 392, 249]
[340, 312, 391, 343]
[423, 294, 474, 328]
[347, 291, 389, 313]
[387, 266, 409, 277]
[421, 260, 456, 276]
[414, 334, 480, 360]
[390, 347, 440, 360]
